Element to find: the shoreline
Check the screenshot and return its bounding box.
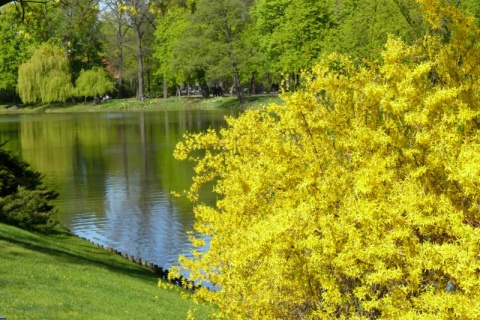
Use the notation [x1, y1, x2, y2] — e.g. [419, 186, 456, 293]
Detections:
[70, 229, 200, 291]
[0, 95, 282, 114]
[0, 222, 212, 318]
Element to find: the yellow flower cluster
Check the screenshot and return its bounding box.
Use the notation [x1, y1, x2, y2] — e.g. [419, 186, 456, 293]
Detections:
[174, 0, 480, 318]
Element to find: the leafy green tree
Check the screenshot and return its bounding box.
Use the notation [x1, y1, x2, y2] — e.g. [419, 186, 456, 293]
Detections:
[173, 0, 480, 318]
[100, 0, 138, 98]
[173, 0, 255, 104]
[0, 3, 47, 102]
[7, 0, 105, 81]
[251, 0, 335, 84]
[250, 0, 425, 80]
[0, 144, 58, 233]
[75, 67, 114, 101]
[119, 0, 158, 98]
[55, 0, 104, 80]
[17, 44, 73, 104]
[0, 5, 23, 100]
[323, 0, 425, 60]
[154, 5, 189, 97]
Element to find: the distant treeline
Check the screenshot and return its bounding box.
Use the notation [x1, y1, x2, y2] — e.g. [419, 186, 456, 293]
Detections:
[0, 0, 479, 104]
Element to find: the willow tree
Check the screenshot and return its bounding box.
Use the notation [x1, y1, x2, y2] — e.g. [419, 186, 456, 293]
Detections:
[17, 44, 73, 104]
[75, 67, 114, 101]
[173, 0, 480, 318]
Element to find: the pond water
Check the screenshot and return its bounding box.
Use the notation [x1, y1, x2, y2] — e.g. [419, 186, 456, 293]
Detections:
[0, 108, 236, 270]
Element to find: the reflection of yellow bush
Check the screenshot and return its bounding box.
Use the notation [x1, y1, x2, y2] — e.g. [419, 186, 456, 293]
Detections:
[174, 1, 480, 318]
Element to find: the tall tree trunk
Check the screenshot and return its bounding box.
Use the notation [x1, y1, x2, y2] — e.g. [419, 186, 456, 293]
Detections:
[233, 66, 246, 106]
[117, 33, 124, 98]
[250, 73, 255, 95]
[146, 69, 151, 94]
[224, 18, 245, 106]
[163, 74, 168, 98]
[134, 25, 144, 99]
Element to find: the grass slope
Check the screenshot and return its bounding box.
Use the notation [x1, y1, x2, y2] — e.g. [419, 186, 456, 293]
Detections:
[0, 223, 211, 319]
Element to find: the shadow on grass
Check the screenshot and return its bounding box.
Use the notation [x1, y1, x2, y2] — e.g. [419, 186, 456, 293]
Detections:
[0, 224, 159, 283]
[216, 95, 282, 109]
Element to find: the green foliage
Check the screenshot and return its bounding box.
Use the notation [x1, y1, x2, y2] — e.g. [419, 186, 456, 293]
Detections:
[154, 6, 189, 86]
[174, 1, 480, 318]
[118, 0, 158, 98]
[51, 0, 104, 80]
[324, 0, 425, 60]
[0, 7, 22, 93]
[1, 0, 103, 101]
[99, 1, 137, 98]
[0, 145, 58, 233]
[183, 0, 252, 78]
[158, 0, 256, 102]
[17, 44, 73, 104]
[251, 0, 336, 74]
[0, 187, 57, 233]
[0, 4, 39, 101]
[459, 0, 480, 24]
[0, 149, 42, 197]
[75, 67, 114, 100]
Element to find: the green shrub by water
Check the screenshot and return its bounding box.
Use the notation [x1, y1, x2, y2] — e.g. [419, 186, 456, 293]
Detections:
[0, 146, 58, 233]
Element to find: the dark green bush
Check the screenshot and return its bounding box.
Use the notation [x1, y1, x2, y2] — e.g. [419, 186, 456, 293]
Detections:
[0, 144, 58, 233]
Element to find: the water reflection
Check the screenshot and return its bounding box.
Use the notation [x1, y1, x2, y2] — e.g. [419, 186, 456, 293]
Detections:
[0, 108, 235, 269]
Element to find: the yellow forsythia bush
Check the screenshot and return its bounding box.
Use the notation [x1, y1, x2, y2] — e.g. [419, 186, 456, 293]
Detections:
[173, 1, 480, 318]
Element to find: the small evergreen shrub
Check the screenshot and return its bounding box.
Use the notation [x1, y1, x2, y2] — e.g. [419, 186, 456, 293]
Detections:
[0, 145, 58, 233]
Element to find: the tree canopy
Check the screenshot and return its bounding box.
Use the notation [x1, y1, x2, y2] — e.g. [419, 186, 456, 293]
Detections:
[17, 43, 73, 104]
[1, 0, 479, 103]
[173, 0, 480, 318]
[75, 67, 114, 100]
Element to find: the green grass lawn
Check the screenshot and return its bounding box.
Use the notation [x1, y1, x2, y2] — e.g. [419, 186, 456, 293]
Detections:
[0, 223, 212, 319]
[0, 95, 283, 114]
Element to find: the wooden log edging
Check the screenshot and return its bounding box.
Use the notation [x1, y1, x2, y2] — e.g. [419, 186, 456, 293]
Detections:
[70, 231, 200, 292]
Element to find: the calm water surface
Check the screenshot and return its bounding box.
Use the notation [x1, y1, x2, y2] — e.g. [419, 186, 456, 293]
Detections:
[0, 108, 236, 269]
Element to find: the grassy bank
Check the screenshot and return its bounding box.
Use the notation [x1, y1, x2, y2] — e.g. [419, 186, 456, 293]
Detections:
[0, 95, 283, 114]
[0, 223, 211, 319]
